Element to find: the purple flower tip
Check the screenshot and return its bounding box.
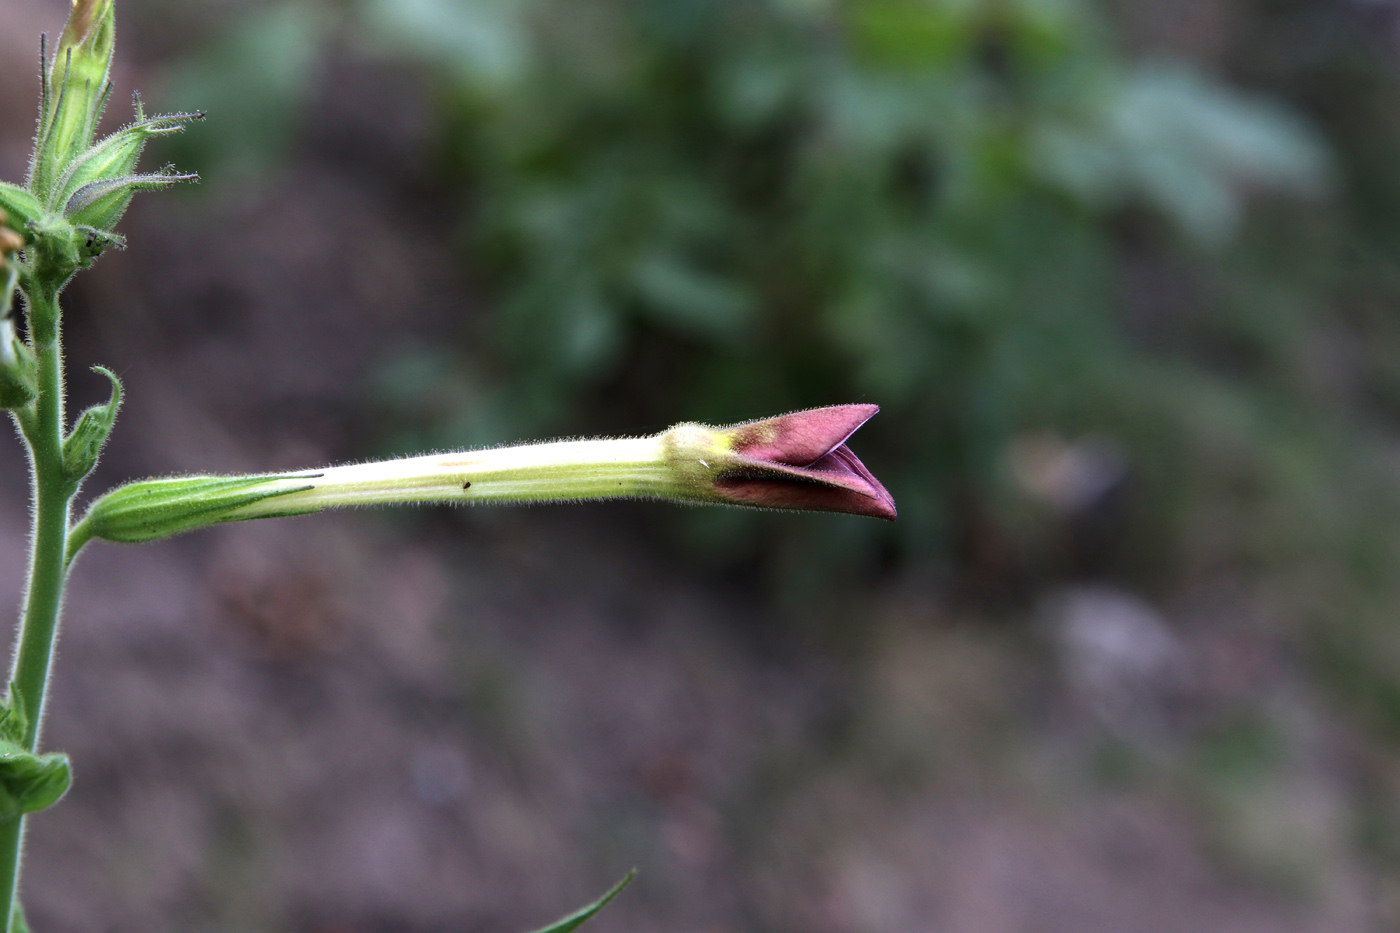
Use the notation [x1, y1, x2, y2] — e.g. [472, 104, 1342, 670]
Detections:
[716, 405, 896, 521]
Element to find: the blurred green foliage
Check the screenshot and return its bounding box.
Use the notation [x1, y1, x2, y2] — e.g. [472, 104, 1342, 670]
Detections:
[348, 0, 1344, 581]
[164, 0, 1400, 624]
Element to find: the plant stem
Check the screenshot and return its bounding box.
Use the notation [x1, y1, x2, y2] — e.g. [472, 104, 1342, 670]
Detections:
[0, 287, 70, 931]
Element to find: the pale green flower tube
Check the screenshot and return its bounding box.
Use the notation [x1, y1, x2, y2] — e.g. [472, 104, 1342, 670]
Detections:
[68, 406, 895, 561]
[237, 435, 685, 512]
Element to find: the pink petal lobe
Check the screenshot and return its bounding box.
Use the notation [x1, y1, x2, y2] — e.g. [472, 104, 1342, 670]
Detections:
[728, 404, 879, 466]
[808, 446, 897, 516]
[714, 444, 897, 521]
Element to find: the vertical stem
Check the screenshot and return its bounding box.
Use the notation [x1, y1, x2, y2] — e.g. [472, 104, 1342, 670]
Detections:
[0, 287, 68, 931]
[13, 336, 68, 749]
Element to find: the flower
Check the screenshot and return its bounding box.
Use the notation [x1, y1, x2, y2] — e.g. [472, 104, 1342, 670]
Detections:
[71, 405, 896, 552]
[699, 404, 897, 521]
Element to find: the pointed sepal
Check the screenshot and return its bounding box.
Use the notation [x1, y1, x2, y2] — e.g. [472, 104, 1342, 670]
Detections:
[53, 103, 202, 216]
[64, 167, 198, 236]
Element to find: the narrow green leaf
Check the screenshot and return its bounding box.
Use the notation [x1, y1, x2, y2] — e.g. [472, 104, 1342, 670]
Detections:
[526, 871, 635, 933]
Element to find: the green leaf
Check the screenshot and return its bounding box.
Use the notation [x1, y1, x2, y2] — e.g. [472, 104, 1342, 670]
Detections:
[526, 871, 635, 933]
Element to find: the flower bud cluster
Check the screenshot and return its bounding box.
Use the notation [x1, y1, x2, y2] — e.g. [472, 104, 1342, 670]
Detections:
[12, 0, 200, 284]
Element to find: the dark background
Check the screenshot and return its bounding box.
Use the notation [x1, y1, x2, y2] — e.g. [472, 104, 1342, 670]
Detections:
[6, 0, 1400, 929]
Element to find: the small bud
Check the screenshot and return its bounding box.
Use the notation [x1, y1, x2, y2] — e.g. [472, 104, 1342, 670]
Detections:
[30, 0, 117, 202]
[0, 743, 70, 819]
[0, 685, 67, 819]
[61, 365, 121, 480]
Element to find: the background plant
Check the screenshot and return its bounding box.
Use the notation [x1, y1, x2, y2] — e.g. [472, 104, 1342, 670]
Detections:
[166, 0, 1367, 592]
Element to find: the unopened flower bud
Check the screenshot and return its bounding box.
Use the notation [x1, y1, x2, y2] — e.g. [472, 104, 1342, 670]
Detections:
[60, 366, 121, 481]
[31, 0, 117, 202]
[0, 742, 69, 820]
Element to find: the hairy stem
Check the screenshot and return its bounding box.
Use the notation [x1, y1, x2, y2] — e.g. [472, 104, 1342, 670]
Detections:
[0, 288, 70, 931]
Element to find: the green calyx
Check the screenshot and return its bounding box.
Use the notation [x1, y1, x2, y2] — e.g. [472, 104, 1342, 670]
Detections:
[69, 473, 322, 559]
